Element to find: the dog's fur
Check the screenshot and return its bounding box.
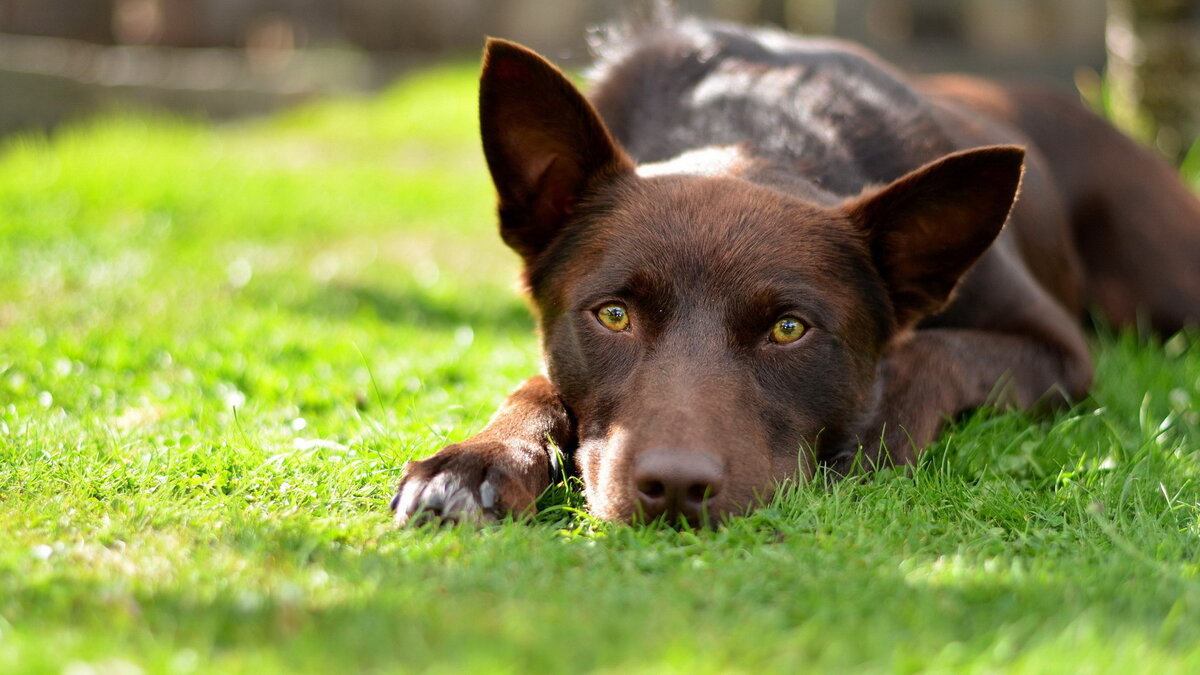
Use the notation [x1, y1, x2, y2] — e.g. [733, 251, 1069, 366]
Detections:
[392, 18, 1200, 526]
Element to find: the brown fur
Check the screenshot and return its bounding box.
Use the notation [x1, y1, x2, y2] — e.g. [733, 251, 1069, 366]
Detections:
[393, 19, 1200, 526]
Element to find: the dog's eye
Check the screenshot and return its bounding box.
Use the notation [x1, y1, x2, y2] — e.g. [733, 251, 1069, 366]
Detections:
[769, 317, 806, 344]
[596, 304, 630, 331]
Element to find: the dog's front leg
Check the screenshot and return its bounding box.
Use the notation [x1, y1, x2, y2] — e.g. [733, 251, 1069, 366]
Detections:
[391, 375, 573, 525]
[833, 327, 1093, 472]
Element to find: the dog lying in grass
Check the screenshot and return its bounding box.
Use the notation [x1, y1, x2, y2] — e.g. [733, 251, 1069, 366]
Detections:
[392, 17, 1200, 526]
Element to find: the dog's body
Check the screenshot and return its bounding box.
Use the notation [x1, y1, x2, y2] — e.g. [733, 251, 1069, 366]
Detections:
[393, 19, 1200, 525]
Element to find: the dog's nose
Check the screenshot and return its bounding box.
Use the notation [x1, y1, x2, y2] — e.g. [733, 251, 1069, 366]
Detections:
[634, 449, 724, 524]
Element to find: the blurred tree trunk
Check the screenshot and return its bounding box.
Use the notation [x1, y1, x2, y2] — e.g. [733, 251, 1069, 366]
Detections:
[1105, 0, 1200, 162]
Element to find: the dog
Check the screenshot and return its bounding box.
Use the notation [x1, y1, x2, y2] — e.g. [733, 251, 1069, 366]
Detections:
[391, 17, 1200, 526]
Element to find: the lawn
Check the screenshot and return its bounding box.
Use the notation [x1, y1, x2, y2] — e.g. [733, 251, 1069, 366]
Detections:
[1, 63, 1199, 673]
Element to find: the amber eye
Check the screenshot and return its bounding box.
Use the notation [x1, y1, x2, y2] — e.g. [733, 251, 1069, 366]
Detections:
[769, 317, 806, 344]
[596, 303, 630, 331]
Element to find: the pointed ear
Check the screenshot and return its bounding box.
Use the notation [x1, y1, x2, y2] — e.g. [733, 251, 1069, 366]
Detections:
[479, 39, 634, 263]
[844, 145, 1025, 328]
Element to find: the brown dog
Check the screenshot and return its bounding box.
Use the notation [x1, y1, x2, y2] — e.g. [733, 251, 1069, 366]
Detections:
[392, 18, 1200, 526]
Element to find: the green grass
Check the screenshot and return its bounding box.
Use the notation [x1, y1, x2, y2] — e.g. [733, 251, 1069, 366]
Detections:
[1, 63, 1199, 673]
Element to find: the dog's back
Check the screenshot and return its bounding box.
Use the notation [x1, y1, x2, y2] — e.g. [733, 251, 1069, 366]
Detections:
[923, 76, 1200, 333]
[589, 20, 955, 198]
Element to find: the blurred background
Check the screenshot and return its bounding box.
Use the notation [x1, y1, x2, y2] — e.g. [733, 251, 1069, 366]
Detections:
[1, 0, 1197, 160]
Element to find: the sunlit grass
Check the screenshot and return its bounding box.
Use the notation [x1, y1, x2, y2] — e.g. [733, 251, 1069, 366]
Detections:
[1, 64, 1198, 673]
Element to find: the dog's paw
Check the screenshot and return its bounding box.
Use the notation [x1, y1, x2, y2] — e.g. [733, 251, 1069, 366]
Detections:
[391, 442, 538, 527]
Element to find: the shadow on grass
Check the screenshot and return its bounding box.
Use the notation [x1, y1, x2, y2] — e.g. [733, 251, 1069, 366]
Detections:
[9, 521, 1199, 671]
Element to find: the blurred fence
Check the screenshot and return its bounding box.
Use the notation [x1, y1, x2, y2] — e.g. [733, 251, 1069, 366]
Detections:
[0, 0, 1107, 135]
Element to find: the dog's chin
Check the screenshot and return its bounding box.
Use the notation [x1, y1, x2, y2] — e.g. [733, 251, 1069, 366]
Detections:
[588, 502, 730, 528]
[585, 487, 769, 528]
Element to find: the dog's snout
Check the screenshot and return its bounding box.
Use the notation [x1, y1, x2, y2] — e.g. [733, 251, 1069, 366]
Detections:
[634, 449, 725, 524]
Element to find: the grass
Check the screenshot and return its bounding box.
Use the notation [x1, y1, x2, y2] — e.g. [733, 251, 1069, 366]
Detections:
[1, 63, 1199, 673]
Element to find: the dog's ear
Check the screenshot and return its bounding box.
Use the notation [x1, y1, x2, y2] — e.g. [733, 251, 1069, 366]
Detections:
[480, 39, 634, 263]
[844, 145, 1025, 328]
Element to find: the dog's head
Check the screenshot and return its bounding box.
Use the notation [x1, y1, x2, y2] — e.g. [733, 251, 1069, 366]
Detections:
[479, 39, 1023, 524]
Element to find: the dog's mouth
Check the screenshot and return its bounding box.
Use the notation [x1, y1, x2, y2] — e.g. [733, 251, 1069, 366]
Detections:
[591, 479, 771, 528]
[629, 489, 765, 529]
